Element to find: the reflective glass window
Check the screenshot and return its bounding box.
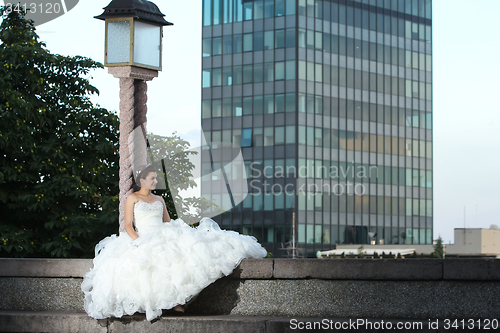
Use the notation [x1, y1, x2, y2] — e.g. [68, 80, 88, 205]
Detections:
[212, 68, 222, 86]
[253, 127, 263, 146]
[254, 0, 264, 19]
[286, 28, 295, 48]
[233, 34, 243, 53]
[212, 100, 222, 117]
[243, 96, 252, 115]
[202, 100, 211, 118]
[298, 93, 306, 112]
[213, 0, 222, 25]
[275, 126, 285, 145]
[286, 0, 296, 15]
[265, 0, 274, 18]
[298, 126, 306, 144]
[202, 70, 211, 88]
[276, 0, 285, 16]
[243, 33, 253, 52]
[264, 31, 274, 50]
[264, 94, 274, 114]
[286, 125, 295, 144]
[298, 60, 306, 80]
[275, 62, 285, 80]
[254, 95, 263, 114]
[275, 94, 285, 112]
[286, 60, 296, 80]
[232, 129, 242, 145]
[306, 0, 314, 17]
[233, 97, 242, 116]
[233, 65, 242, 84]
[203, 0, 212, 26]
[275, 29, 286, 48]
[264, 193, 273, 210]
[213, 37, 222, 55]
[298, 28, 306, 48]
[264, 127, 274, 146]
[254, 63, 263, 83]
[223, 0, 233, 23]
[298, 0, 306, 16]
[223, 67, 232, 85]
[243, 1, 253, 20]
[286, 92, 295, 112]
[264, 62, 274, 81]
[307, 30, 314, 50]
[243, 64, 253, 83]
[202, 38, 211, 57]
[222, 98, 232, 116]
[254, 31, 263, 52]
[315, 32, 322, 51]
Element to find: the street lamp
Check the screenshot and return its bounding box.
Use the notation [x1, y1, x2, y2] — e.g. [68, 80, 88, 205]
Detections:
[95, 0, 172, 71]
[95, 0, 173, 233]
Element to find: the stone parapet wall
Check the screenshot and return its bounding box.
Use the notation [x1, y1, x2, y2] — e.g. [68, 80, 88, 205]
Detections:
[1, 259, 499, 319]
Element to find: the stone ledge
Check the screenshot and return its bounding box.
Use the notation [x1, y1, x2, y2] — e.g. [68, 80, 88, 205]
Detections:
[273, 258, 443, 280]
[0, 311, 492, 333]
[228, 259, 273, 279]
[2, 258, 500, 281]
[0, 311, 107, 333]
[2, 277, 500, 319]
[0, 258, 92, 278]
[443, 259, 500, 280]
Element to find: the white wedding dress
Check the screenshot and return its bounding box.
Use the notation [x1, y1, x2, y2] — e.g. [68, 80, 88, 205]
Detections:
[81, 200, 267, 321]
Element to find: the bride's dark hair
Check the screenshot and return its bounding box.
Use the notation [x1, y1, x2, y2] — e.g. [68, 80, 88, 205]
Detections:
[133, 164, 157, 192]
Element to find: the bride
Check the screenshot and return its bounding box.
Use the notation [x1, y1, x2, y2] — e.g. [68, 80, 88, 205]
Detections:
[81, 164, 267, 321]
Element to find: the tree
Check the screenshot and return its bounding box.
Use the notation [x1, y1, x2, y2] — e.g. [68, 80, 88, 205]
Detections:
[433, 236, 444, 259]
[0, 7, 119, 258]
[145, 132, 217, 225]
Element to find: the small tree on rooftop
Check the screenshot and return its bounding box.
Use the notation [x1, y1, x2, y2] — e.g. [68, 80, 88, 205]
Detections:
[433, 236, 444, 259]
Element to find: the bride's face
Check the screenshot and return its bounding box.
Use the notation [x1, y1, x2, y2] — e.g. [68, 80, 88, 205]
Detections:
[140, 172, 158, 190]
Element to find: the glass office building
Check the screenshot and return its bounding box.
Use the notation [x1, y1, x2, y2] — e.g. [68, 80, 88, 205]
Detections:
[201, 0, 432, 257]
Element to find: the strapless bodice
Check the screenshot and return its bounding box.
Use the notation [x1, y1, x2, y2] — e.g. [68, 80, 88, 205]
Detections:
[133, 201, 163, 234]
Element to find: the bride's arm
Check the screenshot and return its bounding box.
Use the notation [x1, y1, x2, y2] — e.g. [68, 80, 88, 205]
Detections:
[159, 197, 171, 222]
[124, 194, 139, 240]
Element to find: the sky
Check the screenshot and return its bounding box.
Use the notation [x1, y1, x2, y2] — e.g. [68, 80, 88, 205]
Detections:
[16, 0, 500, 244]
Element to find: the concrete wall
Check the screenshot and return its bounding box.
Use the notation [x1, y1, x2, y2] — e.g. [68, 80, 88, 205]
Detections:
[447, 228, 500, 256]
[1, 258, 500, 319]
[482, 229, 500, 254]
[449, 229, 482, 253]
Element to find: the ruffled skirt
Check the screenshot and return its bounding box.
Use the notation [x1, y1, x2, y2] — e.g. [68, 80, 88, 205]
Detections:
[81, 218, 267, 321]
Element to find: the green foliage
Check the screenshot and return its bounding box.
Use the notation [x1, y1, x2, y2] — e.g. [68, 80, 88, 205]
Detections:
[265, 251, 273, 258]
[357, 245, 366, 259]
[0, 7, 119, 258]
[396, 252, 402, 259]
[380, 251, 395, 258]
[340, 251, 345, 258]
[373, 251, 380, 258]
[433, 236, 444, 259]
[146, 132, 217, 224]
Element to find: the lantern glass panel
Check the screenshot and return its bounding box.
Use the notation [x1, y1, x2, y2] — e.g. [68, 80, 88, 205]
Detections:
[107, 20, 131, 63]
[134, 21, 161, 68]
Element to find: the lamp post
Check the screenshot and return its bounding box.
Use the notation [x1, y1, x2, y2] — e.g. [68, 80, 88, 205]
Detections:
[95, 0, 172, 233]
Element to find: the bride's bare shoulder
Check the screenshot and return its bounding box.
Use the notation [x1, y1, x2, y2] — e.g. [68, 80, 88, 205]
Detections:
[126, 192, 139, 203]
[152, 194, 165, 203]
